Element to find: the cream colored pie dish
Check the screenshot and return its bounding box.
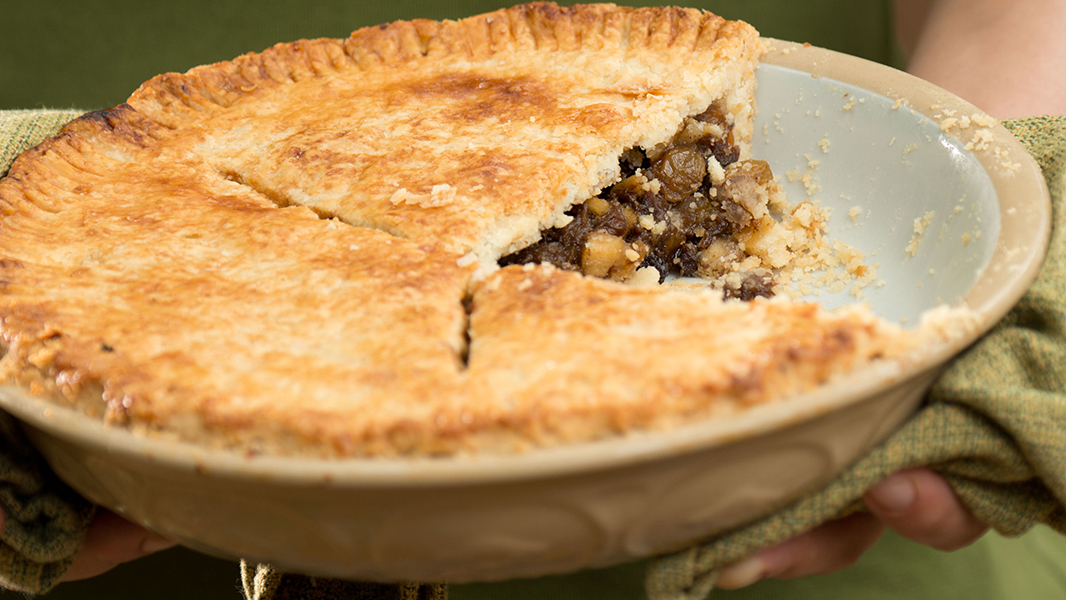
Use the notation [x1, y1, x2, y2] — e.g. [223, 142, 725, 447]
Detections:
[0, 3, 1050, 582]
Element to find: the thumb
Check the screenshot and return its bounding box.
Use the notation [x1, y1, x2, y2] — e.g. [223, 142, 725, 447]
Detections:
[864, 468, 988, 552]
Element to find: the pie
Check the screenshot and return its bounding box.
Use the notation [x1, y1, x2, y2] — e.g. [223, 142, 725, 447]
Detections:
[0, 3, 964, 457]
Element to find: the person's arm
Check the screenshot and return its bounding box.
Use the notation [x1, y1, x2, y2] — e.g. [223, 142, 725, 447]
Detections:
[898, 0, 1066, 118]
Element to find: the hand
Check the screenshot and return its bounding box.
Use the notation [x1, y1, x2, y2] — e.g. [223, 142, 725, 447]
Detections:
[715, 468, 988, 589]
[60, 509, 176, 581]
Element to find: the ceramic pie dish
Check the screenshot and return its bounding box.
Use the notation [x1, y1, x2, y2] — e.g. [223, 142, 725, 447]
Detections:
[0, 38, 1049, 584]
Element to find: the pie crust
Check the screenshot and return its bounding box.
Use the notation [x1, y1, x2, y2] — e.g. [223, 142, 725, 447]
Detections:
[0, 3, 932, 457]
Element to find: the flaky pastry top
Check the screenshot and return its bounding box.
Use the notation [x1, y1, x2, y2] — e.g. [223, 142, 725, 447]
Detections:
[0, 4, 916, 457]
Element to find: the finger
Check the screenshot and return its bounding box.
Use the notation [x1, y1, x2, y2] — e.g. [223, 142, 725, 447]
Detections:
[716, 511, 886, 589]
[61, 510, 176, 582]
[864, 468, 987, 551]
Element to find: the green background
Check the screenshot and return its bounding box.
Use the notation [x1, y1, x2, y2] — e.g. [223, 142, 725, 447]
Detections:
[1, 0, 898, 111]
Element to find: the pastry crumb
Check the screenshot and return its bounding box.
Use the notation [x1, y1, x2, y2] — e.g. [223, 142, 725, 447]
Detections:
[905, 211, 936, 257]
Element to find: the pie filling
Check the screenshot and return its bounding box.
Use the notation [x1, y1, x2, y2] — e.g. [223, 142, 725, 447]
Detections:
[500, 102, 778, 301]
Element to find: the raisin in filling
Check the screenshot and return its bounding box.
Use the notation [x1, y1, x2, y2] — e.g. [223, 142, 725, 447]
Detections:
[500, 103, 777, 301]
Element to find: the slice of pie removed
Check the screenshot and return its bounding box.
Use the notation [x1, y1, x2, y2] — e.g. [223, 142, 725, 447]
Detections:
[0, 3, 970, 457]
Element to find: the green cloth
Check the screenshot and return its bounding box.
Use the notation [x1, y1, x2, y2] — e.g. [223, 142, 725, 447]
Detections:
[0, 411, 94, 593]
[0, 109, 84, 179]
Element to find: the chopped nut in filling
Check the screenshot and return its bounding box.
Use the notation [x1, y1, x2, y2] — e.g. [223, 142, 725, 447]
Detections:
[500, 102, 782, 301]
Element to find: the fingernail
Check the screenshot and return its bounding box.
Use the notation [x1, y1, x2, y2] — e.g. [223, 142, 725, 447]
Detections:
[716, 556, 767, 589]
[140, 534, 176, 555]
[867, 474, 917, 514]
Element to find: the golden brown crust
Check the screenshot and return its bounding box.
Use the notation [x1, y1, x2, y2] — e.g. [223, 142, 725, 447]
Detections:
[460, 265, 901, 450]
[0, 4, 915, 457]
[121, 3, 764, 265]
[0, 138, 474, 455]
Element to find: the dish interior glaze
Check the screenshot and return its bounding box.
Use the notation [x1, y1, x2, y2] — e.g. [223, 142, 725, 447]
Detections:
[754, 64, 999, 323]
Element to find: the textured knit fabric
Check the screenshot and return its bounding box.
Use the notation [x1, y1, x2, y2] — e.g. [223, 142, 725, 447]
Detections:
[0, 112, 1064, 599]
[0, 411, 95, 593]
[0, 109, 83, 179]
